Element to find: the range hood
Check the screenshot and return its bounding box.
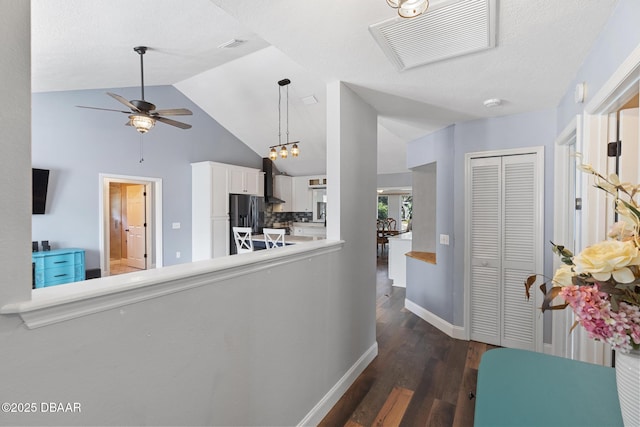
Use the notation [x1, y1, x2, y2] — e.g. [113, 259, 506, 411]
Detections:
[262, 158, 286, 204]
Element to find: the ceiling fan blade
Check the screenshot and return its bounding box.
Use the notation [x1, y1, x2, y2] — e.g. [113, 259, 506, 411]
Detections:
[156, 116, 192, 130]
[77, 105, 130, 114]
[107, 92, 139, 112]
[152, 108, 193, 116]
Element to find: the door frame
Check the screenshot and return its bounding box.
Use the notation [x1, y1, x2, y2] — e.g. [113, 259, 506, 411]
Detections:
[99, 173, 163, 277]
[568, 43, 640, 366]
[464, 146, 545, 352]
[552, 115, 580, 358]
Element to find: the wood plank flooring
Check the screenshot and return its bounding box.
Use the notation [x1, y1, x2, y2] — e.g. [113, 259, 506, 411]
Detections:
[319, 258, 497, 427]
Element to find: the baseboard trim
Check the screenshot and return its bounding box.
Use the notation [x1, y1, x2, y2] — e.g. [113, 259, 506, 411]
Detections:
[298, 341, 378, 427]
[405, 298, 466, 340]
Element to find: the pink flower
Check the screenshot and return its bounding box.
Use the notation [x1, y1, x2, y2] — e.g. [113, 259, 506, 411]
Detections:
[559, 284, 639, 352]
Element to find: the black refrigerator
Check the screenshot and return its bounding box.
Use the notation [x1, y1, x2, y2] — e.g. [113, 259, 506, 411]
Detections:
[229, 194, 264, 254]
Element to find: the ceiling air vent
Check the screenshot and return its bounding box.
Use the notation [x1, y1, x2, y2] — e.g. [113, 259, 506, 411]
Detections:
[369, 0, 496, 71]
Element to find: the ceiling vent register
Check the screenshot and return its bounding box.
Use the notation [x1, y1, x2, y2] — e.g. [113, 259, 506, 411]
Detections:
[369, 0, 496, 71]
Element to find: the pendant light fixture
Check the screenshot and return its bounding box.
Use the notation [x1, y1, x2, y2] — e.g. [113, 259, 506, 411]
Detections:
[268, 78, 300, 160]
[387, 0, 429, 18]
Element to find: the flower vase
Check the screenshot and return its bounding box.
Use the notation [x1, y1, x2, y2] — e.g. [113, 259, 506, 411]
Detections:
[616, 349, 640, 427]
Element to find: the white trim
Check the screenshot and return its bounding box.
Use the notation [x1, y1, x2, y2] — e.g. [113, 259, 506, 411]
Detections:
[463, 146, 545, 351]
[552, 116, 579, 358]
[585, 43, 640, 115]
[405, 298, 466, 340]
[2, 240, 344, 329]
[99, 174, 163, 277]
[297, 341, 378, 427]
[544, 343, 554, 355]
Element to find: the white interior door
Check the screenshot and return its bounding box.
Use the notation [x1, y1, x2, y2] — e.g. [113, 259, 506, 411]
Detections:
[126, 184, 147, 269]
[469, 156, 502, 346]
[619, 108, 639, 185]
[501, 154, 539, 350]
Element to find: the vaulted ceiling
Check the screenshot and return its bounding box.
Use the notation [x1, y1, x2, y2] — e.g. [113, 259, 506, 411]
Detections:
[32, 0, 619, 176]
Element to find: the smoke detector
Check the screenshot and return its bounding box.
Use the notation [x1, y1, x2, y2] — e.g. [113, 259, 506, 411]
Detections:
[483, 98, 502, 108]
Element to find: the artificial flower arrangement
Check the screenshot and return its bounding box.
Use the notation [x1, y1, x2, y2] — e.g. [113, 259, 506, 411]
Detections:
[525, 157, 640, 353]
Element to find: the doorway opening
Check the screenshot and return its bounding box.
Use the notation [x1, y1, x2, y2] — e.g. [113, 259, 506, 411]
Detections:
[99, 174, 163, 277]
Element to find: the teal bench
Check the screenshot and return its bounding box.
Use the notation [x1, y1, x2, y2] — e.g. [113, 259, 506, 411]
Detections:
[474, 348, 623, 427]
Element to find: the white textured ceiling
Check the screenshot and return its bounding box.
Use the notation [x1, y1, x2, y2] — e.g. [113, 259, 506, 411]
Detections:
[31, 0, 619, 176]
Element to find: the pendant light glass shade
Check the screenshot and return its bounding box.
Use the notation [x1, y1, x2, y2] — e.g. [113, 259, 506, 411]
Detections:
[269, 147, 278, 161]
[129, 114, 155, 134]
[279, 145, 288, 159]
[291, 143, 300, 157]
[387, 0, 428, 18]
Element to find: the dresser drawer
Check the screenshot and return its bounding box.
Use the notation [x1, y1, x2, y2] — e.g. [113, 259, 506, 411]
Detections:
[42, 265, 76, 282]
[42, 252, 77, 269]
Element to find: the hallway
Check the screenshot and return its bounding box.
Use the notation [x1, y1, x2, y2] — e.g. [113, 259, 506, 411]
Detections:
[319, 258, 496, 427]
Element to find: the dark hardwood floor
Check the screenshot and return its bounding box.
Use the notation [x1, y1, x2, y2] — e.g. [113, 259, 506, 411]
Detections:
[319, 257, 497, 427]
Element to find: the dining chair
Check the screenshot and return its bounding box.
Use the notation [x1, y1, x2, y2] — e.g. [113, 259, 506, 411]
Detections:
[232, 227, 254, 254]
[376, 220, 388, 256]
[263, 228, 286, 249]
[386, 218, 397, 232]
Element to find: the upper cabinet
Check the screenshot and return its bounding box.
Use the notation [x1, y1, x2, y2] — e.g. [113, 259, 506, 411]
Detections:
[228, 166, 263, 196]
[292, 176, 312, 212]
[273, 175, 293, 213]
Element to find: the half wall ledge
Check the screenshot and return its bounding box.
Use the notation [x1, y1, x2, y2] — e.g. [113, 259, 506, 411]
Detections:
[405, 251, 436, 264]
[1, 240, 344, 329]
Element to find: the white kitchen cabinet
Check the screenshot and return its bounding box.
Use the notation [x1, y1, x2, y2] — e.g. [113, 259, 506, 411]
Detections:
[273, 175, 293, 212]
[228, 166, 262, 196]
[192, 161, 263, 260]
[291, 222, 326, 238]
[292, 176, 312, 212]
[192, 161, 230, 260]
[388, 232, 412, 287]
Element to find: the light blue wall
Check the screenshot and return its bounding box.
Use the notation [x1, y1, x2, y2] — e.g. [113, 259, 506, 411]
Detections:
[406, 110, 556, 329]
[32, 85, 261, 269]
[557, 0, 640, 131]
[405, 126, 455, 323]
[452, 110, 557, 328]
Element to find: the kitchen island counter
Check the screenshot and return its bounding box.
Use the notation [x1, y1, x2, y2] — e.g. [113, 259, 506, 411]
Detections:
[252, 234, 325, 244]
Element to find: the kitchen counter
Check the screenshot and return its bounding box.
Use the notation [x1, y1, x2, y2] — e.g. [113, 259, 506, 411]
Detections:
[252, 234, 325, 244]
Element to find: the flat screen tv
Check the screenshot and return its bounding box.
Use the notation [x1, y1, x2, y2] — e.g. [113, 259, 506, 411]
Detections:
[32, 168, 50, 215]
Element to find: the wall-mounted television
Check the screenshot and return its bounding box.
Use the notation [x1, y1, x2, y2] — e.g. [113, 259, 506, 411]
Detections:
[32, 168, 50, 215]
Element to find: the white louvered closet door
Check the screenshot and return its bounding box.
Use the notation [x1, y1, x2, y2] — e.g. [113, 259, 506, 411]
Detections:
[470, 153, 540, 350]
[470, 157, 502, 346]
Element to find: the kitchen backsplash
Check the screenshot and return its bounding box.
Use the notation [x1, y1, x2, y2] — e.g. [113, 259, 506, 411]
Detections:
[264, 205, 313, 233]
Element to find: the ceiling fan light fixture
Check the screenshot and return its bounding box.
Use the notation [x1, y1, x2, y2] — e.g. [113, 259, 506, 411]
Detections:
[387, 0, 429, 18]
[129, 114, 155, 134]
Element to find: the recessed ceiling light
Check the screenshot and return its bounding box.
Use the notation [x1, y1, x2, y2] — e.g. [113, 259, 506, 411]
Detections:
[217, 39, 246, 49]
[483, 98, 502, 108]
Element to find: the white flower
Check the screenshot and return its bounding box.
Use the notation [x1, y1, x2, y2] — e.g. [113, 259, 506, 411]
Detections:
[552, 264, 574, 287]
[573, 240, 640, 283]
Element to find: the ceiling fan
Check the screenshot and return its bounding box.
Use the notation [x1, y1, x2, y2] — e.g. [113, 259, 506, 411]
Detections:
[77, 46, 192, 133]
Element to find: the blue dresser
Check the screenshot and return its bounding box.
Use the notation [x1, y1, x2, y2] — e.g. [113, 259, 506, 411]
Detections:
[32, 248, 85, 288]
